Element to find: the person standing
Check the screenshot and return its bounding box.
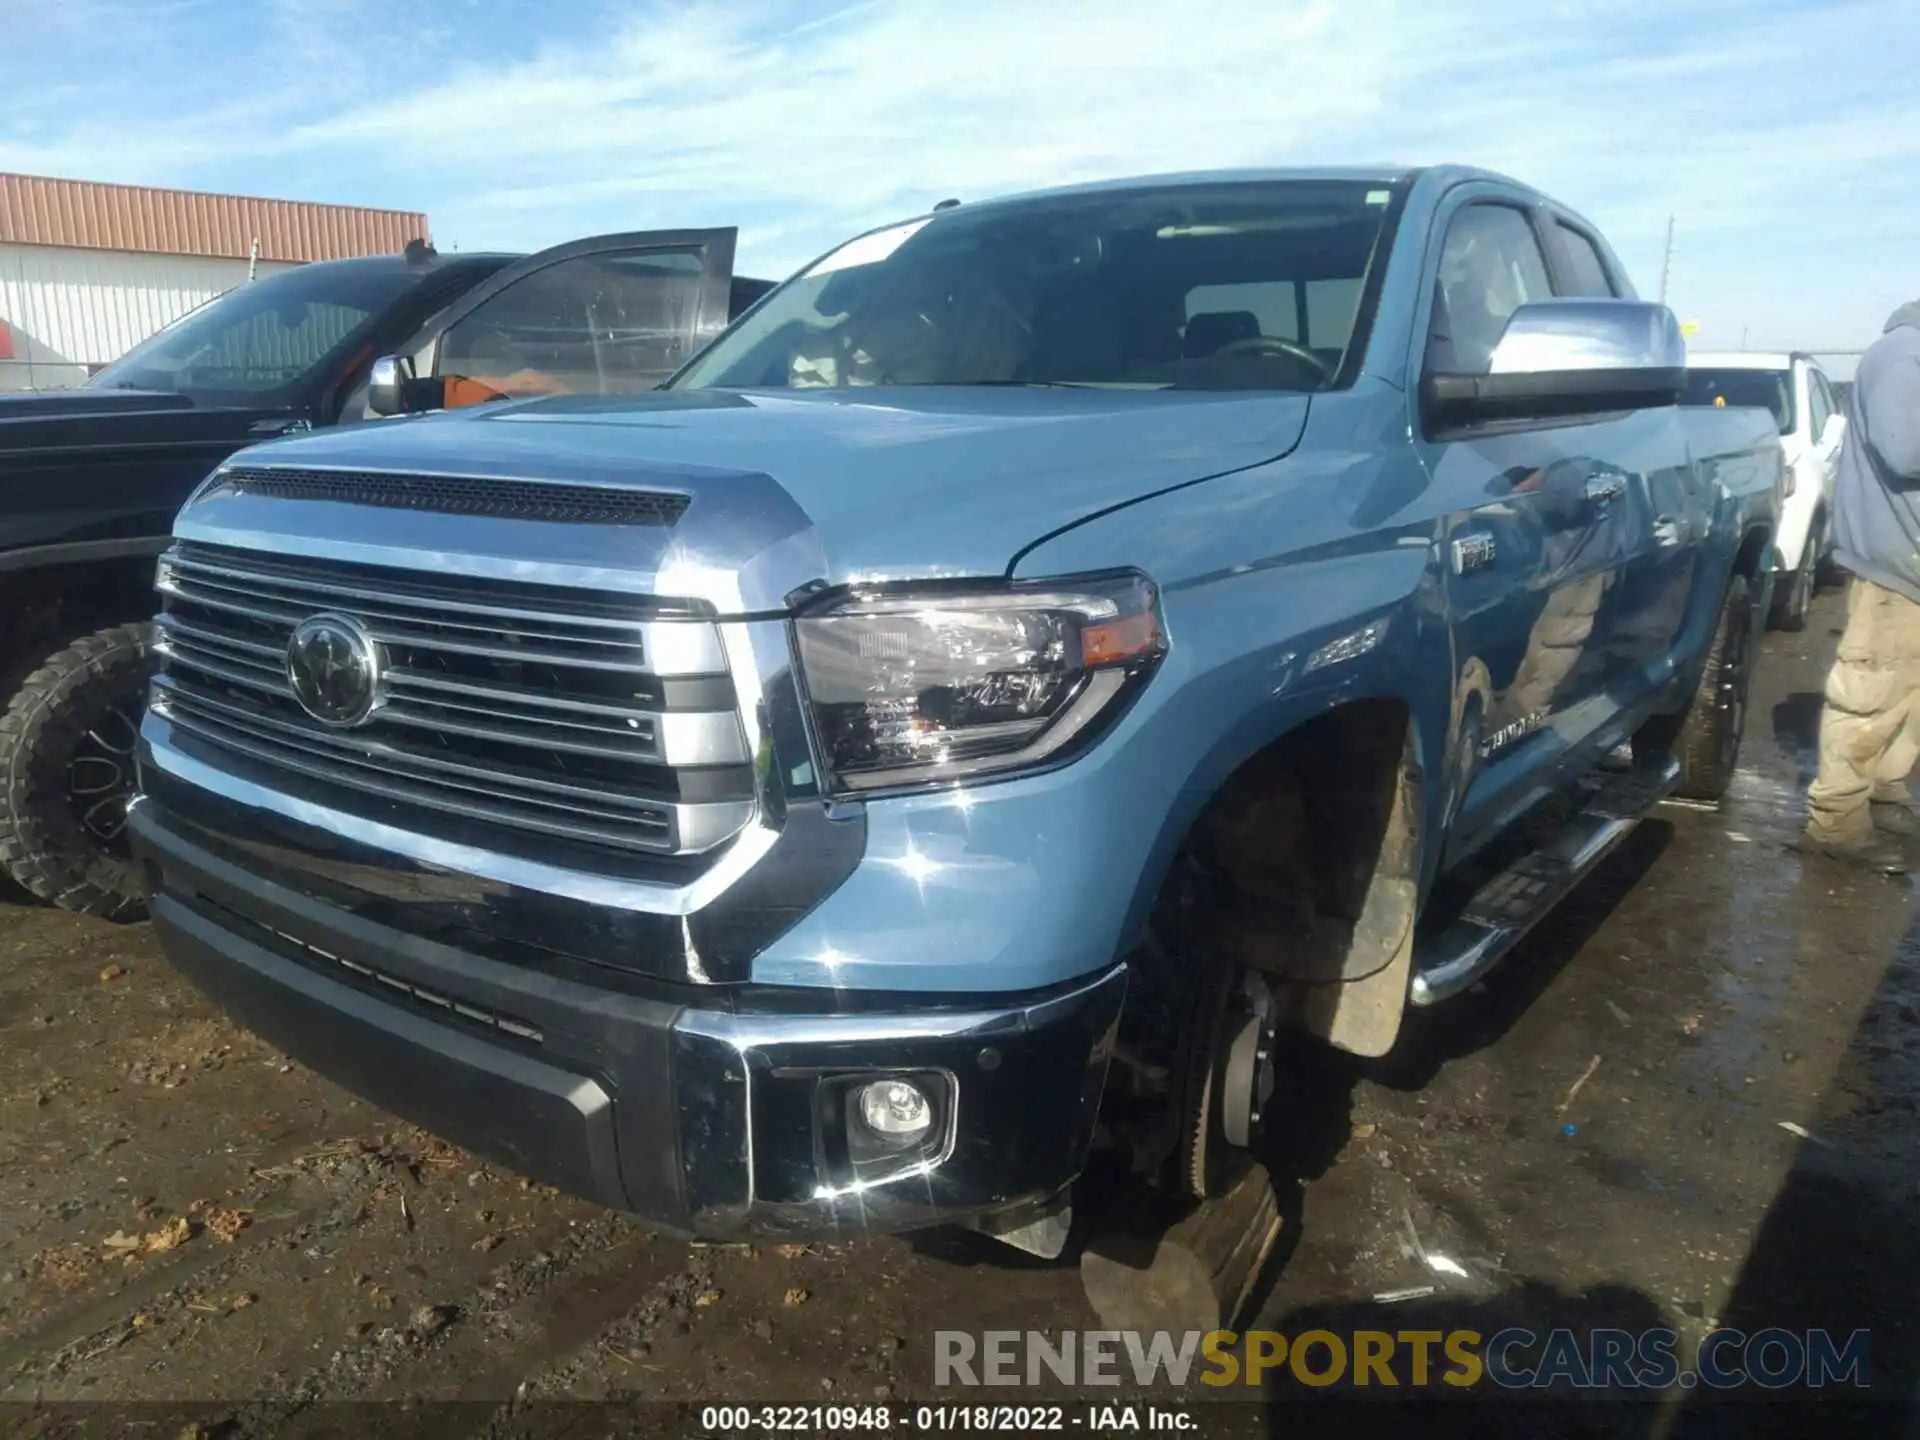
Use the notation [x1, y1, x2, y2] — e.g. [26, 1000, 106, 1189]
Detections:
[1800, 300, 1920, 872]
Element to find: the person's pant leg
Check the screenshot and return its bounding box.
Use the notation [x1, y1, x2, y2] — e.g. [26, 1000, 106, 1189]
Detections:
[1806, 579, 1920, 839]
[1505, 572, 1608, 721]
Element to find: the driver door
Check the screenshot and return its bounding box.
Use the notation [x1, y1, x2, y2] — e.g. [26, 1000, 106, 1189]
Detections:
[1808, 367, 1845, 503]
[384, 228, 738, 412]
[1418, 193, 1653, 865]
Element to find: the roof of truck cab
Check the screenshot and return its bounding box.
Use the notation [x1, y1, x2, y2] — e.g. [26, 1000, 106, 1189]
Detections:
[282, 249, 521, 280]
[953, 165, 1421, 208]
[1687, 351, 1800, 371]
[918, 164, 1600, 218]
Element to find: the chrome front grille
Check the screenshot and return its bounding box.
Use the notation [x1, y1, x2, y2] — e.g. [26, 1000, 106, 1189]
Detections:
[150, 542, 755, 858]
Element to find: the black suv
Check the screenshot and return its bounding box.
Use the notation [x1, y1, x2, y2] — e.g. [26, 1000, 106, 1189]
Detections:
[1, 228, 768, 917]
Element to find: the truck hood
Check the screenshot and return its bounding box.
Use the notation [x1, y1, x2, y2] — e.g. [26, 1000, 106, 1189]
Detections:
[194, 387, 1310, 596]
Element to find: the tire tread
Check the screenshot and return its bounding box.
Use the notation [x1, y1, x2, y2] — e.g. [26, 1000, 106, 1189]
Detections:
[0, 622, 156, 920]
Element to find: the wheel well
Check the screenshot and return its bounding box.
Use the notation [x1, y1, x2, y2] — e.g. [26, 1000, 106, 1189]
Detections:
[0, 556, 159, 683]
[1127, 698, 1424, 1064]
[1733, 525, 1773, 580]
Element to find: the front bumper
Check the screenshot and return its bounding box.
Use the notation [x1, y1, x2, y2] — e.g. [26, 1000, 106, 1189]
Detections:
[128, 798, 1125, 1240]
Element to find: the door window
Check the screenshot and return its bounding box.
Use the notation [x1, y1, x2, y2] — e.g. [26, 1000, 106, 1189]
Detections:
[88, 265, 415, 400]
[1426, 204, 1554, 375]
[1551, 221, 1616, 298]
[438, 247, 709, 400]
[1809, 369, 1840, 441]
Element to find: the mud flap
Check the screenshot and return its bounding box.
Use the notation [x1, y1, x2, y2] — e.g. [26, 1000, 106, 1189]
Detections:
[1279, 730, 1424, 1059]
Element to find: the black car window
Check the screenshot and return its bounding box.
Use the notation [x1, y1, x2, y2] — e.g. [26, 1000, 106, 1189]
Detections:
[89, 264, 419, 402]
[1679, 368, 1795, 436]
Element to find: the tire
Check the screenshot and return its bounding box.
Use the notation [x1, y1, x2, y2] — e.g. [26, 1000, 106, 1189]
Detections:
[0, 623, 157, 920]
[1768, 522, 1818, 633]
[1633, 573, 1755, 802]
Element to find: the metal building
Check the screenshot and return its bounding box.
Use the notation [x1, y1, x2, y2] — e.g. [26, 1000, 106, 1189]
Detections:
[0, 173, 428, 391]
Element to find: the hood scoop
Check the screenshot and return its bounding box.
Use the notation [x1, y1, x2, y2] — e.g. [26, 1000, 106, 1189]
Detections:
[213, 465, 692, 528]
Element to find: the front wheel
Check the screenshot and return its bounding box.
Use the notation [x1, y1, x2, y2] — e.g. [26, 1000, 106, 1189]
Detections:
[1633, 573, 1755, 802]
[0, 623, 157, 920]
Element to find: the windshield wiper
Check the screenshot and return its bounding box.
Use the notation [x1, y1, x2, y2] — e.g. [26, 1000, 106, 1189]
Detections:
[960, 379, 1152, 389]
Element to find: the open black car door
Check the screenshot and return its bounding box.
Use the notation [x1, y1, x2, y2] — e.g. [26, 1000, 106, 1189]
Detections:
[374, 228, 739, 414]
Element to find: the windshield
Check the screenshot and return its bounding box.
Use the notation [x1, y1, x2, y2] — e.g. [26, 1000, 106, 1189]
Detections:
[672, 180, 1400, 394]
[1679, 367, 1795, 436]
[89, 263, 419, 402]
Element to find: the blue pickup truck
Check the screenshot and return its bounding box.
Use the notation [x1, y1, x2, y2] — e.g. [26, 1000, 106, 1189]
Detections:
[126, 166, 1779, 1255]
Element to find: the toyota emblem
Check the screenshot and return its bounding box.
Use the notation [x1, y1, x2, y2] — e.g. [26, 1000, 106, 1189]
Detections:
[286, 614, 382, 726]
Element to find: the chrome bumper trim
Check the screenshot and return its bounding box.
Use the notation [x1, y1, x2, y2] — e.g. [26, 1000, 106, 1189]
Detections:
[674, 962, 1127, 1052]
[139, 722, 780, 918]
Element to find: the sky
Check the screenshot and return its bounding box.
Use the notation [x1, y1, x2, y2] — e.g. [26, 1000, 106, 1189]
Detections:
[2, 0, 1914, 361]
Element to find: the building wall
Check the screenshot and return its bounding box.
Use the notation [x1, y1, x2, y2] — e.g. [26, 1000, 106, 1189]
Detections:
[0, 242, 298, 390]
[1, 173, 426, 264]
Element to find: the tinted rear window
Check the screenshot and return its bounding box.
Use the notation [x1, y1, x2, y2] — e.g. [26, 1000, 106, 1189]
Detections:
[1680, 368, 1794, 435]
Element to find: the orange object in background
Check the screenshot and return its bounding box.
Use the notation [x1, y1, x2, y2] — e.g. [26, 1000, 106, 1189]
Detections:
[440, 370, 576, 408]
[441, 374, 511, 408]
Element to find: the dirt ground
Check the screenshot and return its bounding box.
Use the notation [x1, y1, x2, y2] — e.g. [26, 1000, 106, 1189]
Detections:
[1, 586, 1915, 1435]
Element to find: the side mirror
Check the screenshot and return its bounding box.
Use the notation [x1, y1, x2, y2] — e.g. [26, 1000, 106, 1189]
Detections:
[1423, 300, 1686, 431]
[368, 354, 411, 417]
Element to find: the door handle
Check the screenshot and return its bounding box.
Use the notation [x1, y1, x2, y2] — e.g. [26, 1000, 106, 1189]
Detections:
[1584, 474, 1627, 505]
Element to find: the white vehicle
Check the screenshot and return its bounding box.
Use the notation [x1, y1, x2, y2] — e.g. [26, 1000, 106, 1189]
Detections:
[1681, 351, 1846, 630]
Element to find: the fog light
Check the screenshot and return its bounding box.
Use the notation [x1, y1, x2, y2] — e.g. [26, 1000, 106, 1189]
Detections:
[856, 1079, 933, 1140]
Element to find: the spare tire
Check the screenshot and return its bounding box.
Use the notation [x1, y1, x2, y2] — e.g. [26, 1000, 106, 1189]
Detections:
[0, 623, 157, 920]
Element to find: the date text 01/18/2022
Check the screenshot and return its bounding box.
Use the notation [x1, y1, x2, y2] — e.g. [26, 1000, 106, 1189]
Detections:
[699, 1405, 1197, 1432]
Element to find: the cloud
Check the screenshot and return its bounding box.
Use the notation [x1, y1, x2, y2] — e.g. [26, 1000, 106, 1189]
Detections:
[2, 0, 1916, 351]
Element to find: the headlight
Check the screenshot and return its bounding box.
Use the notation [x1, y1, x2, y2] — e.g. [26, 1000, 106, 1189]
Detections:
[794, 571, 1165, 796]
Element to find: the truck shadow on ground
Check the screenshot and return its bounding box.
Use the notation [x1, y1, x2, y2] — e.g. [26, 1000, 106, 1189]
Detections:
[1261, 820, 1676, 1196]
[1662, 902, 1920, 1438]
[1247, 882, 1920, 1437]
[1254, 1281, 1668, 1437]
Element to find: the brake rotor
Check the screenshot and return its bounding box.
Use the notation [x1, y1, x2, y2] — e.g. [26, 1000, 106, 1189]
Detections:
[1221, 1004, 1267, 1149]
[1177, 961, 1276, 1199]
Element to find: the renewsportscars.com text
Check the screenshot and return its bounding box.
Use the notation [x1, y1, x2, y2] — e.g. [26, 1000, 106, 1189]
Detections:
[935, 1327, 1871, 1391]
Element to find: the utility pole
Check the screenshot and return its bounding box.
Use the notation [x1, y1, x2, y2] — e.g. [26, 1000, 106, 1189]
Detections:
[1657, 214, 1675, 307]
[1740, 325, 1749, 351]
